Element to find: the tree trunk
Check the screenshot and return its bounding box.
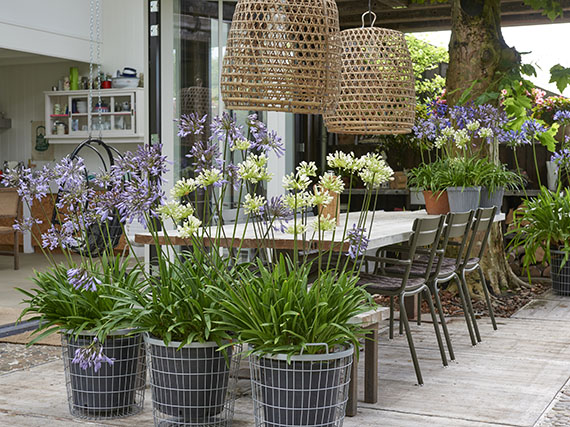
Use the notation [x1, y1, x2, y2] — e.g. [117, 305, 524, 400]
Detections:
[446, 0, 526, 295]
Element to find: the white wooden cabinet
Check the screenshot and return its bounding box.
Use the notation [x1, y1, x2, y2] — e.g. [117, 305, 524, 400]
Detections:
[44, 88, 144, 144]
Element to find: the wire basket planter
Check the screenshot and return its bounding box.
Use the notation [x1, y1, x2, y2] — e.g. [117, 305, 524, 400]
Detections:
[220, 0, 341, 114]
[249, 344, 353, 427]
[61, 330, 146, 420]
[550, 250, 570, 296]
[324, 12, 415, 135]
[146, 336, 242, 427]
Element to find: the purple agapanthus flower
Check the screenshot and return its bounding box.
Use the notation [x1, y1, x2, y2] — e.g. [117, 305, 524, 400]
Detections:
[42, 224, 79, 250]
[499, 129, 527, 148]
[226, 163, 241, 191]
[346, 224, 369, 259]
[210, 112, 244, 144]
[2, 165, 53, 204]
[67, 268, 101, 292]
[13, 217, 42, 233]
[187, 140, 224, 174]
[554, 110, 570, 124]
[521, 119, 548, 143]
[261, 196, 293, 232]
[72, 338, 115, 372]
[247, 114, 285, 157]
[177, 112, 207, 137]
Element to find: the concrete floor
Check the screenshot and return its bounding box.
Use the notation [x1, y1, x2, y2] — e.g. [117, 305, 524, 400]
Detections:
[0, 288, 568, 426]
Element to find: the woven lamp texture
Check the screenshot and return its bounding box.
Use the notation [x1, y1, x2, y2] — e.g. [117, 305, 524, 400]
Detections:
[324, 27, 416, 135]
[221, 0, 341, 114]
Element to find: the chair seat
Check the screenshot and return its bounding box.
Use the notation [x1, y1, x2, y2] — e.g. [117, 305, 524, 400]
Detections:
[0, 226, 15, 234]
[357, 272, 425, 294]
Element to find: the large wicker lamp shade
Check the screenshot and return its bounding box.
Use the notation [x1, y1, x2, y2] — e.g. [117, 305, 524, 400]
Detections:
[221, 0, 341, 114]
[324, 13, 415, 135]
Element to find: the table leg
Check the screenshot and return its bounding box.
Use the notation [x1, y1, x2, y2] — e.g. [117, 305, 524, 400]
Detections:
[404, 294, 418, 320]
[364, 324, 378, 404]
[346, 353, 358, 417]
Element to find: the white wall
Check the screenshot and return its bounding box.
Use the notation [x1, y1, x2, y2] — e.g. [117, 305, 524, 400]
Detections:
[0, 0, 92, 62]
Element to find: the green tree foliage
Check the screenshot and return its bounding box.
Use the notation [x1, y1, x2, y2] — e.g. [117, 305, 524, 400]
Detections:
[405, 35, 449, 102]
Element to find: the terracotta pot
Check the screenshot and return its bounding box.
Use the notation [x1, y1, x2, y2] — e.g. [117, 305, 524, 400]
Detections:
[423, 190, 450, 215]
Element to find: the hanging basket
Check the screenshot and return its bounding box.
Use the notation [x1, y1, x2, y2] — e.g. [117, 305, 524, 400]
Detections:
[220, 0, 341, 114]
[324, 12, 415, 135]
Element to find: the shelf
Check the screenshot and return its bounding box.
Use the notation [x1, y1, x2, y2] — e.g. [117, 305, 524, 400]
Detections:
[89, 111, 133, 115]
[50, 114, 69, 118]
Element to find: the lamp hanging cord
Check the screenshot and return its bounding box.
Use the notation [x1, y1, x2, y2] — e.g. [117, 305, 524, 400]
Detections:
[88, 0, 103, 139]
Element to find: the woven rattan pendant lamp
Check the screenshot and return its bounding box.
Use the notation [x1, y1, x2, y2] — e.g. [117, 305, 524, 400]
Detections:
[221, 0, 341, 114]
[324, 11, 416, 135]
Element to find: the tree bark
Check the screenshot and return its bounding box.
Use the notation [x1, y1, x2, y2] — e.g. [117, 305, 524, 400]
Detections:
[446, 0, 526, 295]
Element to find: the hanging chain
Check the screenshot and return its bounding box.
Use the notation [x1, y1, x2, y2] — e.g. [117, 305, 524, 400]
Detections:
[95, 0, 103, 139]
[88, 0, 94, 138]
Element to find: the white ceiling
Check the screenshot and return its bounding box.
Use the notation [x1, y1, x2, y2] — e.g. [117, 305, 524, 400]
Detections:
[0, 48, 74, 67]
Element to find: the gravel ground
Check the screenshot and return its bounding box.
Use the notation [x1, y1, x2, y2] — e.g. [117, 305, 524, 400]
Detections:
[537, 379, 570, 426]
[0, 343, 61, 375]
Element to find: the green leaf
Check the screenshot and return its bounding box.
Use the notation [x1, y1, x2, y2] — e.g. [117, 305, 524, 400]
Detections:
[550, 64, 570, 93]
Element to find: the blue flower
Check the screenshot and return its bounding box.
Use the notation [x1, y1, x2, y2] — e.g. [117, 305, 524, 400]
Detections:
[346, 224, 369, 259]
[72, 338, 115, 372]
[554, 110, 570, 124]
[177, 113, 207, 137]
[67, 268, 101, 292]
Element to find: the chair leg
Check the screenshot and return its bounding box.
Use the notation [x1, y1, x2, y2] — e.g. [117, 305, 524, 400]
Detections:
[399, 297, 404, 336]
[455, 274, 477, 346]
[432, 282, 455, 361]
[13, 231, 19, 271]
[389, 296, 394, 339]
[399, 297, 423, 385]
[478, 265, 497, 330]
[423, 288, 448, 367]
[417, 292, 422, 326]
[461, 270, 481, 343]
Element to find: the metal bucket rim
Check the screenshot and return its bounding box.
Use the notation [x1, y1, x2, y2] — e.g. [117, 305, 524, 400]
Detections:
[252, 344, 354, 362]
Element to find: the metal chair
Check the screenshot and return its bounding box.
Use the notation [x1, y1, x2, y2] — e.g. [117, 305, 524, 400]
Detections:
[0, 188, 22, 270]
[357, 215, 447, 385]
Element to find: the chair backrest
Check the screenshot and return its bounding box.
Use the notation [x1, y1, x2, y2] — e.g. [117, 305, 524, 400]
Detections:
[443, 210, 475, 268]
[0, 188, 21, 219]
[407, 215, 445, 281]
[464, 207, 496, 264]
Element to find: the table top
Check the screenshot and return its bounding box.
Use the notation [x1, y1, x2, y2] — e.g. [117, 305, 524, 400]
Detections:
[134, 210, 505, 252]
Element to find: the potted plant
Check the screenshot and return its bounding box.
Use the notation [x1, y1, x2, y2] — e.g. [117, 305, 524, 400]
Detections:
[509, 186, 570, 296]
[407, 158, 450, 214]
[4, 157, 147, 420]
[478, 161, 524, 209]
[442, 157, 485, 212]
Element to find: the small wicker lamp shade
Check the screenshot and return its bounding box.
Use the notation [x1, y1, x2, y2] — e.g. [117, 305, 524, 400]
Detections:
[221, 0, 341, 114]
[324, 19, 416, 135]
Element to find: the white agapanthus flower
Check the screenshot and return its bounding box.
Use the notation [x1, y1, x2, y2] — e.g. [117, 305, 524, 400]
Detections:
[442, 126, 456, 138]
[478, 127, 494, 139]
[357, 153, 394, 189]
[454, 128, 470, 149]
[238, 153, 273, 183]
[243, 193, 265, 215]
[158, 200, 195, 222]
[282, 172, 312, 191]
[284, 192, 313, 210]
[177, 215, 202, 238]
[231, 138, 251, 151]
[312, 214, 336, 232]
[327, 151, 359, 172]
[196, 168, 224, 187]
[285, 223, 307, 235]
[310, 187, 333, 207]
[319, 172, 344, 194]
[434, 135, 446, 149]
[296, 161, 318, 178]
[466, 120, 481, 132]
[170, 177, 198, 199]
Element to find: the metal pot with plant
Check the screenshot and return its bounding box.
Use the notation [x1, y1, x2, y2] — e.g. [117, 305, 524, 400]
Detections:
[478, 160, 524, 209]
[4, 157, 148, 421]
[509, 186, 570, 296]
[211, 256, 374, 427]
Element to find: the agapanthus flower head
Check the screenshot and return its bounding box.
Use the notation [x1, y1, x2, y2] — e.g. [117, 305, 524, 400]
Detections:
[210, 112, 244, 144]
[13, 217, 42, 233]
[296, 161, 318, 178]
[158, 200, 195, 222]
[238, 153, 273, 184]
[187, 140, 223, 174]
[226, 163, 242, 191]
[260, 196, 292, 232]
[42, 224, 79, 250]
[312, 214, 336, 232]
[171, 177, 198, 199]
[3, 165, 53, 204]
[196, 168, 226, 188]
[72, 338, 115, 372]
[327, 151, 358, 172]
[177, 216, 202, 238]
[346, 224, 369, 259]
[285, 223, 307, 235]
[67, 267, 101, 292]
[283, 172, 312, 191]
[501, 129, 527, 148]
[454, 128, 470, 149]
[230, 138, 252, 152]
[177, 113, 207, 137]
[243, 193, 266, 215]
[310, 187, 333, 207]
[553, 110, 570, 124]
[357, 153, 393, 189]
[319, 173, 344, 194]
[466, 120, 481, 132]
[551, 148, 570, 171]
[478, 127, 494, 140]
[283, 192, 313, 211]
[521, 119, 548, 143]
